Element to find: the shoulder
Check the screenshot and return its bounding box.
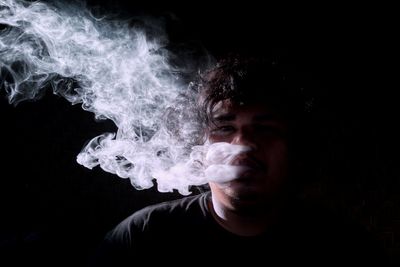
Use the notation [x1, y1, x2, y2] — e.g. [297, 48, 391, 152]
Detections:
[106, 191, 210, 244]
[90, 193, 210, 266]
[134, 191, 209, 225]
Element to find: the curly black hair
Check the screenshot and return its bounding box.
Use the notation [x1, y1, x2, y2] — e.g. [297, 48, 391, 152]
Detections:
[187, 54, 321, 187]
[192, 54, 314, 129]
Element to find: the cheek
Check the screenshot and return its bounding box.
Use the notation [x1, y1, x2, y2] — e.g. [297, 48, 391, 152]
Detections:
[257, 143, 291, 195]
[259, 141, 290, 171]
[205, 130, 227, 144]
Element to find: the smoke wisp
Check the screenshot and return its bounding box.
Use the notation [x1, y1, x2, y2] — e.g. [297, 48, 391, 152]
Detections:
[0, 0, 249, 195]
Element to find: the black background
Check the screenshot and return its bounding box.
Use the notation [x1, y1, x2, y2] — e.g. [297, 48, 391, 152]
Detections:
[1, 0, 399, 265]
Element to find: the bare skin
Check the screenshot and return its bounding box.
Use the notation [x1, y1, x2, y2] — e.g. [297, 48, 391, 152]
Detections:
[206, 100, 293, 236]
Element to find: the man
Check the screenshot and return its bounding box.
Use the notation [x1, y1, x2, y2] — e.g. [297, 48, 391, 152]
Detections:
[91, 55, 383, 265]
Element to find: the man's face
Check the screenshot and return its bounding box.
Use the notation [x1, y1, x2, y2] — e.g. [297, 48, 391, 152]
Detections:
[206, 100, 292, 211]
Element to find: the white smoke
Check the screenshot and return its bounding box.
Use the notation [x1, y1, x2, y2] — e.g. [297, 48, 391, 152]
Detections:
[0, 0, 249, 195]
[204, 142, 253, 184]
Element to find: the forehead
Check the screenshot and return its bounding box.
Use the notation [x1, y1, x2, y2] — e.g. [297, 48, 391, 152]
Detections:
[212, 100, 283, 119]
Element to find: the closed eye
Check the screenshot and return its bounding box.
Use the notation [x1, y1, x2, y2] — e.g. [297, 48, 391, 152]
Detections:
[210, 125, 236, 136]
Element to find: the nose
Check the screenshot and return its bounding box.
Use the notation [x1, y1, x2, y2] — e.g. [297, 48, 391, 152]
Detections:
[230, 129, 257, 150]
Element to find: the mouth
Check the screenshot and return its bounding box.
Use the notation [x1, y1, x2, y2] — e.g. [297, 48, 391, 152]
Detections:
[237, 167, 259, 177]
[205, 162, 266, 185]
[205, 164, 259, 184]
[205, 154, 267, 184]
[230, 156, 265, 172]
[232, 168, 264, 184]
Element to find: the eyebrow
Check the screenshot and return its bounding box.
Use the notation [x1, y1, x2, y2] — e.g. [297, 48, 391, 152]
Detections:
[212, 113, 278, 122]
[212, 113, 236, 122]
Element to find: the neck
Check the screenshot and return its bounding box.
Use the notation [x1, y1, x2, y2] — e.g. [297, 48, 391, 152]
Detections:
[209, 193, 283, 237]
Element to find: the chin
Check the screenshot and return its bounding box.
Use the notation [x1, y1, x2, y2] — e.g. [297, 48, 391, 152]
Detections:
[225, 182, 280, 209]
[229, 194, 272, 216]
[226, 185, 266, 204]
[226, 180, 265, 196]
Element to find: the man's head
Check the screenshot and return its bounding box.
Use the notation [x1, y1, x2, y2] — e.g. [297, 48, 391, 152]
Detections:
[195, 55, 314, 214]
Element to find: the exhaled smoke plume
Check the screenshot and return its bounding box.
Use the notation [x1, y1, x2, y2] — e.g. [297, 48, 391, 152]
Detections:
[0, 0, 247, 195]
[204, 142, 253, 184]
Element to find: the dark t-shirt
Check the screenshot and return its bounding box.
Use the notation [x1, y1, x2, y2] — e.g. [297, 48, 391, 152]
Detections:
[91, 191, 383, 265]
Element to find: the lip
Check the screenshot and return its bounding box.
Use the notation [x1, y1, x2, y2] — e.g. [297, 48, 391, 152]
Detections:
[230, 156, 265, 171]
[235, 167, 261, 180]
[205, 164, 263, 184]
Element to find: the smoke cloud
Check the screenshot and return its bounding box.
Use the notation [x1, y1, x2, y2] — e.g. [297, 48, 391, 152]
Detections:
[204, 142, 253, 184]
[0, 0, 248, 195]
